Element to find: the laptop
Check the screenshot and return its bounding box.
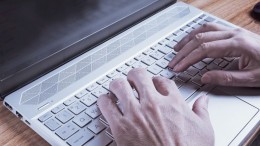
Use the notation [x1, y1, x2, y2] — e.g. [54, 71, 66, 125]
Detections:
[1, 0, 259, 145]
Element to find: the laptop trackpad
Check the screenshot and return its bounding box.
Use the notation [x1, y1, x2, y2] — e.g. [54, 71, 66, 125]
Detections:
[206, 88, 258, 146]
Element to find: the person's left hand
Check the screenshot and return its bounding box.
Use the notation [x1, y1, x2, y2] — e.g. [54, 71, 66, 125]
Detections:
[98, 68, 214, 146]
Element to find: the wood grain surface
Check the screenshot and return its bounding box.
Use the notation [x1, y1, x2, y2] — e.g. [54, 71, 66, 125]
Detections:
[1, 0, 259, 146]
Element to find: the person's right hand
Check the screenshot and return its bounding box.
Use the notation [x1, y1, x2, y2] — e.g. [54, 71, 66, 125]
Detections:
[168, 23, 260, 87]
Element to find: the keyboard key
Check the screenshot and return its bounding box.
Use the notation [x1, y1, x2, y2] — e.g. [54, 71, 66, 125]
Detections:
[166, 41, 177, 49]
[99, 115, 108, 125]
[173, 30, 182, 36]
[180, 25, 189, 32]
[151, 44, 163, 50]
[81, 94, 97, 107]
[172, 78, 183, 88]
[156, 58, 169, 68]
[116, 64, 128, 72]
[67, 127, 94, 146]
[102, 80, 112, 90]
[205, 16, 215, 22]
[92, 87, 109, 98]
[75, 90, 88, 99]
[158, 46, 172, 54]
[173, 32, 187, 42]
[147, 64, 163, 75]
[113, 73, 127, 80]
[86, 82, 99, 91]
[194, 17, 201, 23]
[166, 34, 176, 41]
[107, 70, 119, 78]
[223, 57, 234, 62]
[132, 62, 148, 69]
[219, 60, 229, 68]
[177, 73, 192, 83]
[159, 39, 170, 46]
[56, 109, 74, 124]
[106, 127, 113, 138]
[179, 83, 200, 100]
[44, 118, 61, 131]
[203, 58, 214, 64]
[191, 74, 203, 87]
[186, 27, 193, 33]
[52, 104, 65, 114]
[55, 122, 79, 140]
[85, 104, 101, 119]
[39, 111, 52, 122]
[187, 21, 196, 28]
[73, 112, 92, 127]
[68, 101, 86, 115]
[192, 23, 201, 29]
[150, 50, 164, 60]
[199, 14, 207, 19]
[88, 119, 106, 134]
[122, 67, 132, 75]
[84, 131, 113, 146]
[160, 69, 176, 79]
[198, 20, 207, 25]
[64, 97, 77, 106]
[135, 53, 146, 61]
[213, 58, 223, 65]
[207, 63, 222, 71]
[193, 61, 206, 70]
[143, 48, 154, 55]
[164, 52, 175, 61]
[126, 58, 137, 66]
[199, 68, 208, 76]
[185, 66, 199, 77]
[141, 56, 156, 66]
[97, 76, 109, 85]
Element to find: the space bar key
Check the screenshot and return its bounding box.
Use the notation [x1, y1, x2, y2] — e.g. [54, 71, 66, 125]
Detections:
[84, 131, 113, 146]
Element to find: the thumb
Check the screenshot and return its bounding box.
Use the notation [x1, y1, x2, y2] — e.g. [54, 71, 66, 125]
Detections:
[192, 95, 210, 121]
[201, 70, 256, 87]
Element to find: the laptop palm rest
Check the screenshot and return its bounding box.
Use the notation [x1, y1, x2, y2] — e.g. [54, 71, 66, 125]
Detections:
[206, 87, 259, 145]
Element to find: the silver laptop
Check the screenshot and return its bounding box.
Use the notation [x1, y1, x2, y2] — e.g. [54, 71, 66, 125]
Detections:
[1, 0, 259, 145]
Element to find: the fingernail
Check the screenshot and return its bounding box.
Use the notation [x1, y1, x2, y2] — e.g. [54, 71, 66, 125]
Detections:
[201, 74, 211, 83]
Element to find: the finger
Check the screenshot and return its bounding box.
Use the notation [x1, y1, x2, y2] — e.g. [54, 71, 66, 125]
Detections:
[174, 23, 230, 52]
[152, 76, 181, 97]
[201, 69, 259, 87]
[168, 31, 234, 69]
[97, 94, 122, 128]
[127, 68, 159, 101]
[192, 95, 210, 121]
[173, 39, 242, 72]
[109, 78, 139, 114]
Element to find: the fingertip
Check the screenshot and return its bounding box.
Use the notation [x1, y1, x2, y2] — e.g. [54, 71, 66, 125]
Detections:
[201, 73, 212, 84]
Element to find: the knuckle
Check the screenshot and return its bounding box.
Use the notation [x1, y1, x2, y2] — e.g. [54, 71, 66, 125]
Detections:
[199, 43, 209, 52]
[194, 33, 204, 43]
[223, 72, 234, 85]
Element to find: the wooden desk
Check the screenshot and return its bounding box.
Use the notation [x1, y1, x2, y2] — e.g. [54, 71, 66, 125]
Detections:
[0, 0, 259, 145]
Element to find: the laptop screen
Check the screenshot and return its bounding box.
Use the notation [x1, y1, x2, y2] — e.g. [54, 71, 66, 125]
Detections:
[0, 0, 174, 97]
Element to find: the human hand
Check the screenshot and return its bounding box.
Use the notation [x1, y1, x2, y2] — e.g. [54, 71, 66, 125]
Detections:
[168, 23, 260, 87]
[98, 69, 214, 146]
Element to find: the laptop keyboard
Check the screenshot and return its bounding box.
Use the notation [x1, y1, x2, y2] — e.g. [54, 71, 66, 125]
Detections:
[38, 14, 234, 146]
